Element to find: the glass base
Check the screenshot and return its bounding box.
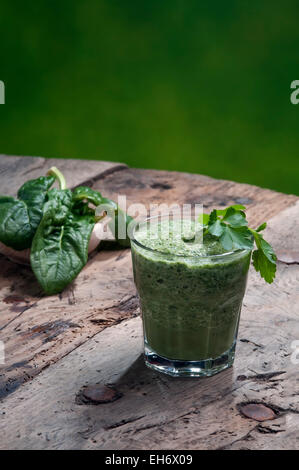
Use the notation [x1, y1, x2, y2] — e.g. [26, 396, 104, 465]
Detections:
[144, 342, 236, 377]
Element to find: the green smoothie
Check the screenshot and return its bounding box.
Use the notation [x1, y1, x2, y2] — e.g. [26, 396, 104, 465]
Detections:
[131, 219, 251, 361]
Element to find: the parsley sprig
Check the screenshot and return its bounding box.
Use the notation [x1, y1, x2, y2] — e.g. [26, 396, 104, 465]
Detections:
[199, 205, 277, 283]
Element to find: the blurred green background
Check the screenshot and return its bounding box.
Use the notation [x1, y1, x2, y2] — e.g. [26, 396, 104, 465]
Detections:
[0, 0, 298, 195]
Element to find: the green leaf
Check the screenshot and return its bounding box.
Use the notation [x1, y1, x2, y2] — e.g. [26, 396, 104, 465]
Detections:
[250, 229, 276, 283]
[30, 189, 95, 295]
[252, 248, 276, 283]
[99, 196, 118, 212]
[72, 186, 103, 206]
[252, 231, 277, 264]
[208, 219, 224, 237]
[0, 175, 56, 250]
[215, 204, 246, 216]
[230, 204, 246, 211]
[260, 237, 276, 264]
[73, 188, 133, 247]
[209, 209, 218, 222]
[222, 207, 248, 227]
[256, 222, 267, 232]
[201, 204, 276, 284]
[220, 227, 233, 251]
[47, 167, 66, 190]
[220, 226, 253, 251]
[198, 213, 210, 225]
[230, 227, 253, 250]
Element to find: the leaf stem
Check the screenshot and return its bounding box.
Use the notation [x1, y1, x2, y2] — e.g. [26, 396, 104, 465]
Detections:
[95, 212, 107, 222]
[47, 167, 67, 190]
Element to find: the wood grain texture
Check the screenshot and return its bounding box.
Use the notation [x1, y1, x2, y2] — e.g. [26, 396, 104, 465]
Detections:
[0, 154, 127, 195]
[0, 249, 137, 398]
[92, 168, 298, 227]
[0, 190, 298, 450]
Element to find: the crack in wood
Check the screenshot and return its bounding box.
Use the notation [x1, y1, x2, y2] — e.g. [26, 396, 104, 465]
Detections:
[73, 164, 128, 189]
[104, 415, 146, 430]
[131, 410, 200, 435]
[276, 250, 299, 265]
[216, 426, 258, 450]
[21, 161, 48, 176]
[239, 338, 264, 348]
[257, 424, 284, 434]
[0, 302, 37, 331]
[238, 371, 286, 383]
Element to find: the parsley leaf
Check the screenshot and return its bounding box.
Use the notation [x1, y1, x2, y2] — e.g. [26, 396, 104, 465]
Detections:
[199, 205, 276, 284]
[249, 228, 277, 283]
[220, 226, 253, 251]
[198, 213, 210, 225]
[208, 219, 224, 237]
[256, 222, 267, 232]
[222, 207, 248, 227]
[252, 249, 276, 283]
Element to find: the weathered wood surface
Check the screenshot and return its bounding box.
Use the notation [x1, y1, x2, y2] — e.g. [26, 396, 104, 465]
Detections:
[92, 167, 298, 227]
[0, 154, 127, 195]
[0, 161, 297, 400]
[0, 155, 298, 450]
[0, 155, 132, 398]
[1, 198, 299, 450]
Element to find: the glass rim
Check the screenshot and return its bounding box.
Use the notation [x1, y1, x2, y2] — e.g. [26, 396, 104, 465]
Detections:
[130, 214, 250, 260]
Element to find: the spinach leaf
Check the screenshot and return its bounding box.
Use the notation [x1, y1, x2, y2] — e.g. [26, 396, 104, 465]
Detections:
[199, 205, 276, 284]
[30, 189, 95, 295]
[0, 175, 56, 250]
[100, 197, 133, 247]
[1, 168, 134, 294]
[72, 186, 103, 206]
[73, 187, 133, 247]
